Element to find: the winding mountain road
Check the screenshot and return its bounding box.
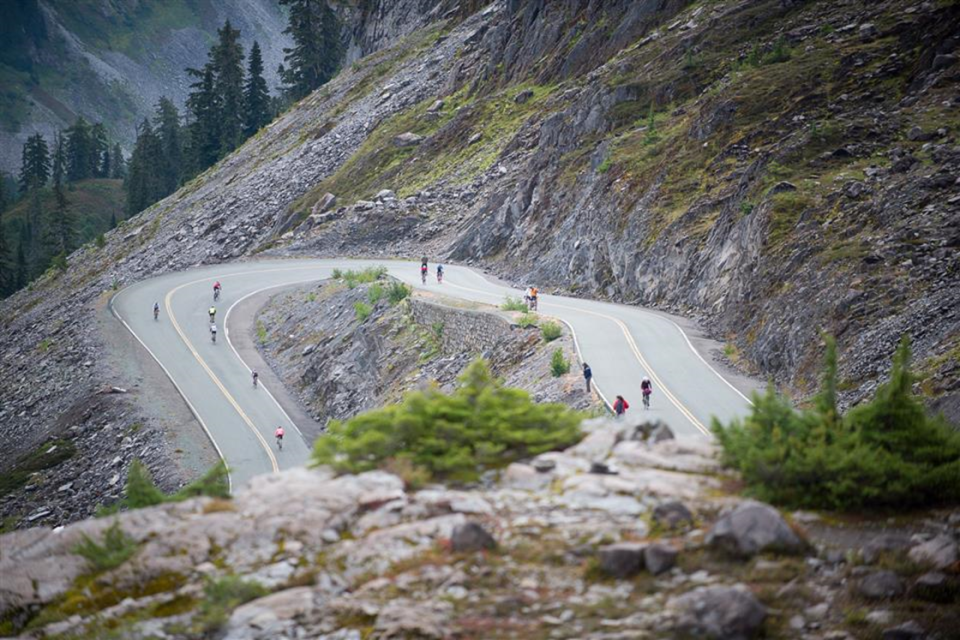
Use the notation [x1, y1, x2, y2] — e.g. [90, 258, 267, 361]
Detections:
[110, 259, 759, 489]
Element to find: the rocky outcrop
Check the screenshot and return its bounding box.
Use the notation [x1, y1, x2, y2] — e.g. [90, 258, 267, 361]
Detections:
[706, 500, 807, 557]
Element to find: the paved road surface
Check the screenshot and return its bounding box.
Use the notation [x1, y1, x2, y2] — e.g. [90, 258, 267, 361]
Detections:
[111, 259, 758, 489]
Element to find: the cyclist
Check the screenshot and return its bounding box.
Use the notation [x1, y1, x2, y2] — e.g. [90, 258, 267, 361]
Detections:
[583, 362, 593, 393]
[153, 302, 160, 321]
[420, 262, 428, 284]
[530, 286, 539, 311]
[613, 395, 629, 419]
[275, 426, 284, 450]
[641, 377, 653, 409]
[209, 322, 217, 343]
[213, 281, 221, 301]
[436, 264, 444, 283]
[208, 306, 217, 323]
[252, 370, 259, 388]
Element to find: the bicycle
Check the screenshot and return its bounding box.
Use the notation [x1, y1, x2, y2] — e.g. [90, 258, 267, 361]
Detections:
[437, 270, 443, 283]
[421, 270, 427, 285]
[252, 372, 259, 388]
[153, 307, 159, 321]
[210, 326, 217, 344]
[642, 391, 651, 409]
[276, 434, 283, 450]
[214, 288, 220, 302]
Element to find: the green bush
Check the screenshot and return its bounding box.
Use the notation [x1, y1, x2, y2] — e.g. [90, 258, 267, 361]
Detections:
[367, 283, 384, 304]
[354, 301, 373, 321]
[331, 268, 343, 280]
[99, 460, 230, 515]
[541, 321, 562, 342]
[125, 460, 166, 508]
[550, 348, 571, 377]
[95, 233, 106, 249]
[172, 462, 230, 501]
[714, 337, 960, 510]
[312, 359, 583, 483]
[195, 576, 268, 632]
[501, 296, 528, 311]
[51, 252, 68, 272]
[73, 521, 138, 573]
[517, 313, 538, 328]
[387, 280, 411, 304]
[341, 265, 388, 288]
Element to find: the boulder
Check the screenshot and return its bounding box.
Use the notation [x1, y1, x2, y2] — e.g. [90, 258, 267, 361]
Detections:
[706, 500, 805, 557]
[468, 132, 482, 145]
[907, 534, 957, 569]
[881, 621, 924, 640]
[857, 570, 905, 600]
[860, 534, 910, 564]
[859, 23, 878, 41]
[769, 181, 797, 194]
[644, 543, 678, 575]
[374, 598, 452, 639]
[598, 543, 645, 578]
[669, 584, 767, 640]
[514, 89, 534, 104]
[393, 132, 424, 147]
[933, 54, 958, 70]
[375, 189, 397, 201]
[911, 571, 957, 603]
[427, 99, 445, 112]
[450, 522, 496, 552]
[653, 501, 694, 531]
[311, 192, 337, 215]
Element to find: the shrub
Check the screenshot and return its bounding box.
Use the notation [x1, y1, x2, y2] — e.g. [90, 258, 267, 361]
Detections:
[387, 280, 411, 304]
[51, 252, 68, 272]
[95, 233, 106, 249]
[125, 460, 166, 508]
[541, 321, 562, 342]
[331, 268, 343, 280]
[501, 296, 528, 311]
[74, 521, 138, 573]
[354, 301, 372, 321]
[517, 313, 538, 328]
[172, 462, 230, 501]
[256, 321, 267, 344]
[550, 348, 571, 377]
[196, 576, 268, 632]
[312, 359, 583, 483]
[367, 283, 384, 304]
[342, 266, 387, 288]
[714, 336, 960, 510]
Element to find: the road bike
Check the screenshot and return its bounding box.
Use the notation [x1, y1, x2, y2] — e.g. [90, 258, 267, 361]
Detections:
[214, 288, 220, 301]
[210, 328, 217, 344]
[153, 307, 159, 321]
[276, 435, 283, 451]
[642, 391, 651, 409]
[437, 271, 443, 283]
[252, 373, 259, 388]
[421, 269, 427, 285]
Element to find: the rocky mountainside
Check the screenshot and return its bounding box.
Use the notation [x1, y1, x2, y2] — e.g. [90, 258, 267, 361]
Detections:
[0, 0, 290, 173]
[0, 0, 958, 532]
[2, 420, 958, 639]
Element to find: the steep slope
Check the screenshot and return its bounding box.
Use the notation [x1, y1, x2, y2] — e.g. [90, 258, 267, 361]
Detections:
[0, 0, 290, 174]
[0, 0, 957, 525]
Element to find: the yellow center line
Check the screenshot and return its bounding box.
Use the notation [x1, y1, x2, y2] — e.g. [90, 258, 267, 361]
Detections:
[444, 278, 712, 436]
[165, 282, 279, 473]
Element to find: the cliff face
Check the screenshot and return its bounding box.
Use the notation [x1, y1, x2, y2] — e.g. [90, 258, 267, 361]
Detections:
[0, 0, 290, 173]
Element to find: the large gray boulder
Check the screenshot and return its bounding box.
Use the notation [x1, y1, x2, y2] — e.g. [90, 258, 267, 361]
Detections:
[450, 522, 496, 552]
[643, 543, 678, 575]
[598, 542, 645, 578]
[393, 132, 424, 147]
[652, 500, 694, 531]
[669, 584, 767, 639]
[907, 534, 957, 570]
[706, 500, 805, 557]
[857, 570, 905, 600]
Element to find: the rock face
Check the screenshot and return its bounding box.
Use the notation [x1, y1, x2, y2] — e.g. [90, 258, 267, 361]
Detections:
[669, 585, 767, 640]
[907, 534, 958, 570]
[857, 570, 906, 600]
[598, 542, 646, 578]
[450, 521, 497, 552]
[706, 501, 805, 557]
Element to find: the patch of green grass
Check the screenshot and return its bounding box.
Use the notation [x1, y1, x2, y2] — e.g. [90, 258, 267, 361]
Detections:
[517, 313, 538, 328]
[256, 320, 267, 344]
[767, 191, 815, 247]
[541, 321, 562, 342]
[501, 296, 528, 311]
[73, 521, 139, 573]
[341, 266, 387, 288]
[192, 576, 268, 634]
[387, 280, 411, 304]
[354, 301, 373, 321]
[0, 439, 76, 497]
[368, 283, 384, 304]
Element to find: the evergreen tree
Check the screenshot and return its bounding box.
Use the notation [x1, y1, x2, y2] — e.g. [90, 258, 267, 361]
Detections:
[153, 97, 183, 195]
[0, 209, 12, 296]
[212, 21, 245, 156]
[125, 119, 164, 216]
[185, 64, 221, 175]
[243, 41, 271, 137]
[91, 122, 109, 177]
[18, 133, 50, 193]
[110, 143, 126, 179]
[66, 116, 95, 181]
[279, 0, 343, 101]
[46, 132, 75, 258]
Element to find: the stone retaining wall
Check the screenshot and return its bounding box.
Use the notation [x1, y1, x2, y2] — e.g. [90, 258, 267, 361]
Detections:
[409, 299, 521, 355]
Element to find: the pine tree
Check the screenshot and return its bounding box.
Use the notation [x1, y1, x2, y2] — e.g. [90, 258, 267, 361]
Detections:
[46, 132, 75, 258]
[66, 116, 94, 181]
[243, 41, 271, 137]
[110, 143, 126, 179]
[100, 145, 112, 180]
[185, 64, 221, 175]
[91, 122, 109, 177]
[18, 133, 50, 193]
[0, 209, 12, 296]
[125, 119, 164, 216]
[212, 21, 245, 156]
[153, 97, 183, 195]
[279, 0, 343, 101]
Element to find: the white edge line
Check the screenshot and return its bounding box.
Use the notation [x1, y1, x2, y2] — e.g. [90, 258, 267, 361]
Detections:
[555, 317, 613, 413]
[664, 317, 754, 405]
[109, 287, 233, 493]
[223, 277, 332, 444]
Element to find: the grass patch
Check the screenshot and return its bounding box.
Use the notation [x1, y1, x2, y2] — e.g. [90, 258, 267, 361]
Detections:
[0, 439, 76, 497]
[354, 301, 373, 321]
[338, 266, 387, 288]
[73, 521, 139, 573]
[517, 313, 538, 328]
[256, 320, 267, 344]
[541, 321, 562, 342]
[367, 283, 384, 304]
[192, 576, 268, 634]
[313, 359, 583, 483]
[501, 296, 528, 311]
[386, 280, 411, 304]
[767, 191, 815, 247]
[97, 460, 230, 515]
